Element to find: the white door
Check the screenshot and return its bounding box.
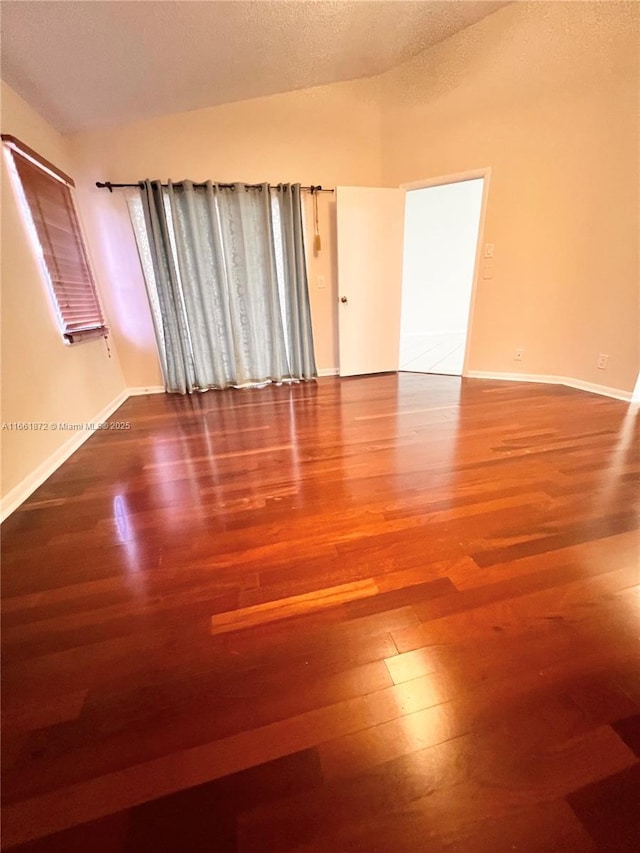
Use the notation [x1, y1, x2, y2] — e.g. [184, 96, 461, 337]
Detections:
[336, 186, 405, 377]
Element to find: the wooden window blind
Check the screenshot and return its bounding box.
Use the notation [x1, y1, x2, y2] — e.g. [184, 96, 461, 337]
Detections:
[2, 135, 108, 344]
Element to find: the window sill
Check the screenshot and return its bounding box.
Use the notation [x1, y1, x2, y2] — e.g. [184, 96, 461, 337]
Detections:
[63, 327, 109, 345]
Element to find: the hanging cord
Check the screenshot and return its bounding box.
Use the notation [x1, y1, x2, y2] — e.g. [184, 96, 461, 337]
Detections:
[312, 186, 321, 254]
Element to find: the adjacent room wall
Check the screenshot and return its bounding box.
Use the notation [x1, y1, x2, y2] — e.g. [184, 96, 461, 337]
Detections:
[1, 82, 126, 506]
[69, 77, 383, 385]
[380, 0, 639, 393]
[399, 179, 484, 376]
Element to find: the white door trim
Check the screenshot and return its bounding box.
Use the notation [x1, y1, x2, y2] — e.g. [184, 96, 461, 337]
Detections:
[400, 168, 492, 378]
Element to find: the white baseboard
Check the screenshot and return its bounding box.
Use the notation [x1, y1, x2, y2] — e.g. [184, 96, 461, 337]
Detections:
[1, 389, 129, 522]
[466, 370, 633, 402]
[127, 385, 166, 396]
[317, 367, 339, 377]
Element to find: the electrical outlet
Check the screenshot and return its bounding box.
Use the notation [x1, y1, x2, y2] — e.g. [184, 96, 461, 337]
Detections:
[597, 353, 608, 370]
[317, 275, 326, 289]
[514, 348, 524, 362]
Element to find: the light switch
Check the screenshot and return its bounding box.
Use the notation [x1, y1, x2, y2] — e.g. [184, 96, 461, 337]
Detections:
[317, 275, 326, 289]
[484, 243, 495, 258]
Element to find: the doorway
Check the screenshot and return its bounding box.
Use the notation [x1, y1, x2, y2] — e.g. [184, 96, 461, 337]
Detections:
[398, 178, 484, 376]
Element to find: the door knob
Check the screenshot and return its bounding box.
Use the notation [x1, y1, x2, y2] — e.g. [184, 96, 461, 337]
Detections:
[340, 296, 348, 303]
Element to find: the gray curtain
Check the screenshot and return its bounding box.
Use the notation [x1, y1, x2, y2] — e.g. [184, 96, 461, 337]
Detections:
[134, 179, 317, 394]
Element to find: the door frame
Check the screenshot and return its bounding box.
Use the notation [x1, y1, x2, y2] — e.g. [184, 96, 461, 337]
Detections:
[400, 167, 491, 378]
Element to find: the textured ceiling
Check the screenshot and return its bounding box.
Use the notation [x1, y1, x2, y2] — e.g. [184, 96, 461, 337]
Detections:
[1, 1, 507, 134]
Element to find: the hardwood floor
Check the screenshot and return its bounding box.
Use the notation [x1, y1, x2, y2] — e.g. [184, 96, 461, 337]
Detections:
[1, 373, 639, 851]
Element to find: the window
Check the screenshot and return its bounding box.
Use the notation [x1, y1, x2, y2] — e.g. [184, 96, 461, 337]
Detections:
[2, 134, 108, 344]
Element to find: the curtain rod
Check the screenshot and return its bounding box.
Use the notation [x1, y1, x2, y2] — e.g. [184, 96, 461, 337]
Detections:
[95, 181, 334, 193]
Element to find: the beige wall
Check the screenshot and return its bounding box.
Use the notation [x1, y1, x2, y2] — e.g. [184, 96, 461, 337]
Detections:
[69, 78, 382, 384]
[379, 1, 639, 391]
[1, 82, 125, 500]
